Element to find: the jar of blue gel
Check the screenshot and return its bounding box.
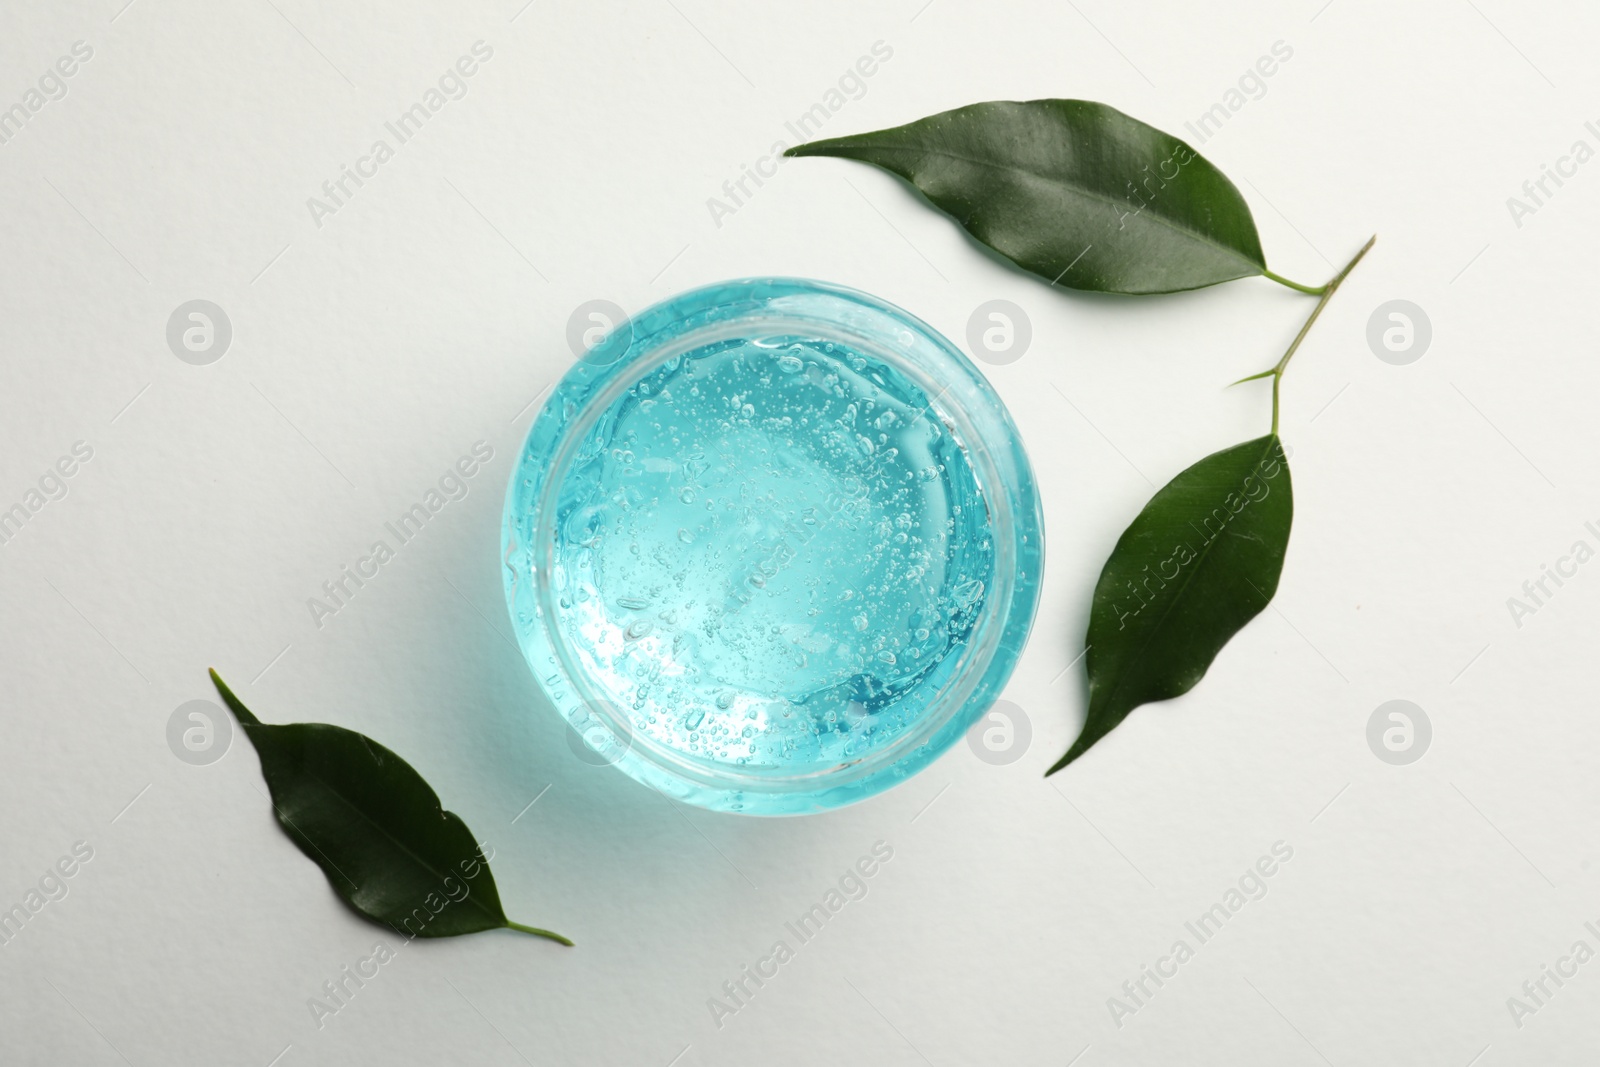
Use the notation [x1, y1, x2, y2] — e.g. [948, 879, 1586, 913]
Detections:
[503, 278, 1042, 814]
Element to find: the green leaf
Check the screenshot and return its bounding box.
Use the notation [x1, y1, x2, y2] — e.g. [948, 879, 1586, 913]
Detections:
[209, 670, 571, 945]
[785, 100, 1270, 295]
[1048, 436, 1292, 774]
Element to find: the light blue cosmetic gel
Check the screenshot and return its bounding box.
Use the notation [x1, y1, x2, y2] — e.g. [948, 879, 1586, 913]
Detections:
[503, 279, 1042, 814]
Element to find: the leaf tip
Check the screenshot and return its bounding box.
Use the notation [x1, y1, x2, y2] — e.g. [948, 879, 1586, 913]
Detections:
[1044, 741, 1087, 778]
[208, 668, 261, 727]
[1047, 704, 1124, 777]
[784, 139, 848, 159]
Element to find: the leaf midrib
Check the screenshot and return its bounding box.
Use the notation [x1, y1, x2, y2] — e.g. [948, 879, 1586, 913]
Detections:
[815, 140, 1262, 274]
[1091, 438, 1281, 719]
[268, 739, 503, 927]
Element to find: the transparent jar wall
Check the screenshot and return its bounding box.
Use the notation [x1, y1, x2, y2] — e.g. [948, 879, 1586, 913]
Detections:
[503, 279, 1043, 814]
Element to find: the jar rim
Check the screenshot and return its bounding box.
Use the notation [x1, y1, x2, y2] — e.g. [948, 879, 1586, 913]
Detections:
[503, 278, 1044, 814]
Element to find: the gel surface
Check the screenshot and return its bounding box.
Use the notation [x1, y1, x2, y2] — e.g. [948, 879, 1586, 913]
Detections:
[551, 335, 994, 776]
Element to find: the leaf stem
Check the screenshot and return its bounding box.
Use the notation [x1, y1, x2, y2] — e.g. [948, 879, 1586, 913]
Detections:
[1261, 268, 1326, 295]
[506, 920, 574, 946]
[1266, 236, 1376, 435]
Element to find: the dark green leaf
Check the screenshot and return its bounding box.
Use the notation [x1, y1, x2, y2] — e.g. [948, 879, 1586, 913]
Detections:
[786, 100, 1268, 295]
[1048, 435, 1292, 773]
[209, 670, 571, 945]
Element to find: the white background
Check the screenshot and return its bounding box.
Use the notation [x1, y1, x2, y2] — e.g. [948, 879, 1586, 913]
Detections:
[0, 0, 1593, 1064]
